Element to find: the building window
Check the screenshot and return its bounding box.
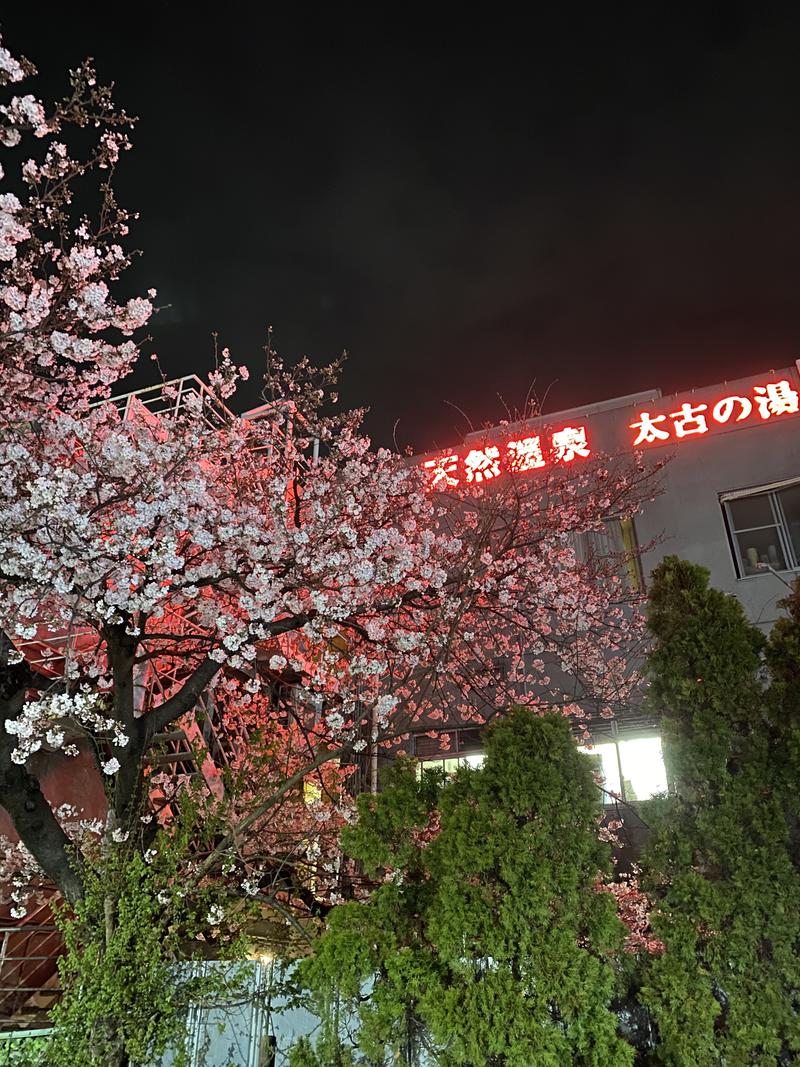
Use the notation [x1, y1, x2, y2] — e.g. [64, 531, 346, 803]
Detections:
[573, 516, 644, 594]
[413, 727, 485, 777]
[412, 727, 666, 800]
[418, 753, 485, 777]
[722, 481, 800, 577]
[578, 735, 667, 802]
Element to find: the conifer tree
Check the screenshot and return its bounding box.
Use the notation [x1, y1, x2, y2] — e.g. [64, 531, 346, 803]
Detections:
[293, 710, 633, 1066]
[639, 557, 800, 1065]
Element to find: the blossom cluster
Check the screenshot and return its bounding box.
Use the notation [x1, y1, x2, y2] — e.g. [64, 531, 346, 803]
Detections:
[0, 804, 105, 919]
[4, 690, 127, 765]
[0, 33, 152, 418]
[600, 872, 665, 955]
[0, 379, 660, 773]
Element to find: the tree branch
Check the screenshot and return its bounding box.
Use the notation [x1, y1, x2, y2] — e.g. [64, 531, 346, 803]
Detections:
[143, 656, 222, 741]
[143, 613, 312, 740]
[191, 742, 347, 884]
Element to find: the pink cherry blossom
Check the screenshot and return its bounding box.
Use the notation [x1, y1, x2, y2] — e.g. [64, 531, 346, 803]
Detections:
[0, 33, 665, 927]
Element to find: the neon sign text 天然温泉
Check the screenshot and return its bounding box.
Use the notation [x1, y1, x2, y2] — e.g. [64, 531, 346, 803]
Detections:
[630, 379, 800, 446]
[420, 425, 591, 492]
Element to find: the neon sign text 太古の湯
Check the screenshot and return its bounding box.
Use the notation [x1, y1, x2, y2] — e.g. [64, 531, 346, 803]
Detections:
[630, 379, 799, 446]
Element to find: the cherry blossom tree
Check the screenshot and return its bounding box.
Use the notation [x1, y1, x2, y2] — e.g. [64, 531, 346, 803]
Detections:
[0, 37, 153, 421]
[0, 32, 664, 943]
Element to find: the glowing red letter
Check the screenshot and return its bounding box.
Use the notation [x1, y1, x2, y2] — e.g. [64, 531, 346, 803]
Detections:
[464, 446, 501, 483]
[669, 402, 708, 438]
[506, 435, 545, 473]
[712, 395, 752, 424]
[552, 426, 591, 462]
[422, 453, 460, 490]
[630, 412, 669, 445]
[753, 379, 800, 419]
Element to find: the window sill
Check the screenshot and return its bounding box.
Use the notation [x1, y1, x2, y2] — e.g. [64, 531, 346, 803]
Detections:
[735, 567, 800, 582]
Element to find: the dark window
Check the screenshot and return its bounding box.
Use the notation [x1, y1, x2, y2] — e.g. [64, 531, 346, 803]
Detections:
[413, 726, 486, 776]
[723, 482, 800, 576]
[574, 517, 644, 593]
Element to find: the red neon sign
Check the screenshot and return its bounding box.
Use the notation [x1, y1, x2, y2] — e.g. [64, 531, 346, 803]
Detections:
[421, 425, 591, 491]
[631, 379, 799, 446]
[421, 378, 799, 491]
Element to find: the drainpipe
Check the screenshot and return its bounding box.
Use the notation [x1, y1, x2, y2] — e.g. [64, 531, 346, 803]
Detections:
[370, 704, 378, 794]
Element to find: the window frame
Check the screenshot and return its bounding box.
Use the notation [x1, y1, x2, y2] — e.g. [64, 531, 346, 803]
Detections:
[578, 728, 667, 805]
[722, 480, 800, 579]
[413, 726, 486, 777]
[573, 515, 644, 595]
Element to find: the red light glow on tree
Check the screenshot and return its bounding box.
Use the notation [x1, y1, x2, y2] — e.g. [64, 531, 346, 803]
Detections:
[0, 32, 664, 934]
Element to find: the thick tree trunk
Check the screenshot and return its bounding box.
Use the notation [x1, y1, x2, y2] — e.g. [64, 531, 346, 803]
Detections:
[0, 636, 85, 901]
[0, 685, 85, 902]
[106, 626, 149, 826]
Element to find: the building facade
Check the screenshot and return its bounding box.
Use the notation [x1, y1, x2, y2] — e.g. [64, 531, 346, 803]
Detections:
[2, 365, 798, 1031]
[411, 364, 800, 803]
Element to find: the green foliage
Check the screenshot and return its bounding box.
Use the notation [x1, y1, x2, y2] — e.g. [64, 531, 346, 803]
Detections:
[0, 1034, 52, 1067]
[294, 710, 633, 1066]
[341, 761, 442, 878]
[645, 555, 765, 788]
[766, 582, 800, 720]
[45, 796, 254, 1067]
[640, 557, 800, 1065]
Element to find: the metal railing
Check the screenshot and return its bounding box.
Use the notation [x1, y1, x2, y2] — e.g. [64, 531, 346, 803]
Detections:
[0, 1028, 53, 1065]
[100, 375, 234, 428]
[98, 377, 316, 466]
[0, 922, 62, 1026]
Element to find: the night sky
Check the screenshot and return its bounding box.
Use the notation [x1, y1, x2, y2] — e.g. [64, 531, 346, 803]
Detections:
[4, 8, 800, 451]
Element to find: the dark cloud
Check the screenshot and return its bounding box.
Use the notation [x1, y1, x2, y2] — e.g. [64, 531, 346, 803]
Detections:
[3, 6, 800, 449]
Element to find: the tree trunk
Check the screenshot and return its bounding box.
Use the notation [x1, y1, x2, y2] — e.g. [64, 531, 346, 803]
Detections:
[0, 678, 84, 902]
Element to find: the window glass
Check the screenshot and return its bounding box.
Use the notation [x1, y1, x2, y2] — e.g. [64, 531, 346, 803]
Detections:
[414, 732, 453, 758]
[575, 518, 643, 593]
[588, 523, 621, 558]
[458, 728, 483, 751]
[778, 485, 800, 560]
[578, 742, 621, 799]
[728, 494, 775, 531]
[303, 779, 322, 805]
[462, 753, 485, 769]
[418, 754, 484, 778]
[724, 485, 800, 576]
[618, 737, 667, 800]
[419, 759, 446, 777]
[734, 527, 786, 575]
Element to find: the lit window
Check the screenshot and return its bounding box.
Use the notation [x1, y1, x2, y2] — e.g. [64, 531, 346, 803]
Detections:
[461, 753, 485, 769]
[723, 482, 800, 577]
[579, 735, 666, 802]
[617, 737, 668, 800]
[578, 742, 621, 797]
[418, 753, 485, 778]
[303, 779, 323, 804]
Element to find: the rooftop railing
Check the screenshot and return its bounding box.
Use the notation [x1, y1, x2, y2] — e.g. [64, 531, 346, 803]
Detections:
[99, 374, 234, 428]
